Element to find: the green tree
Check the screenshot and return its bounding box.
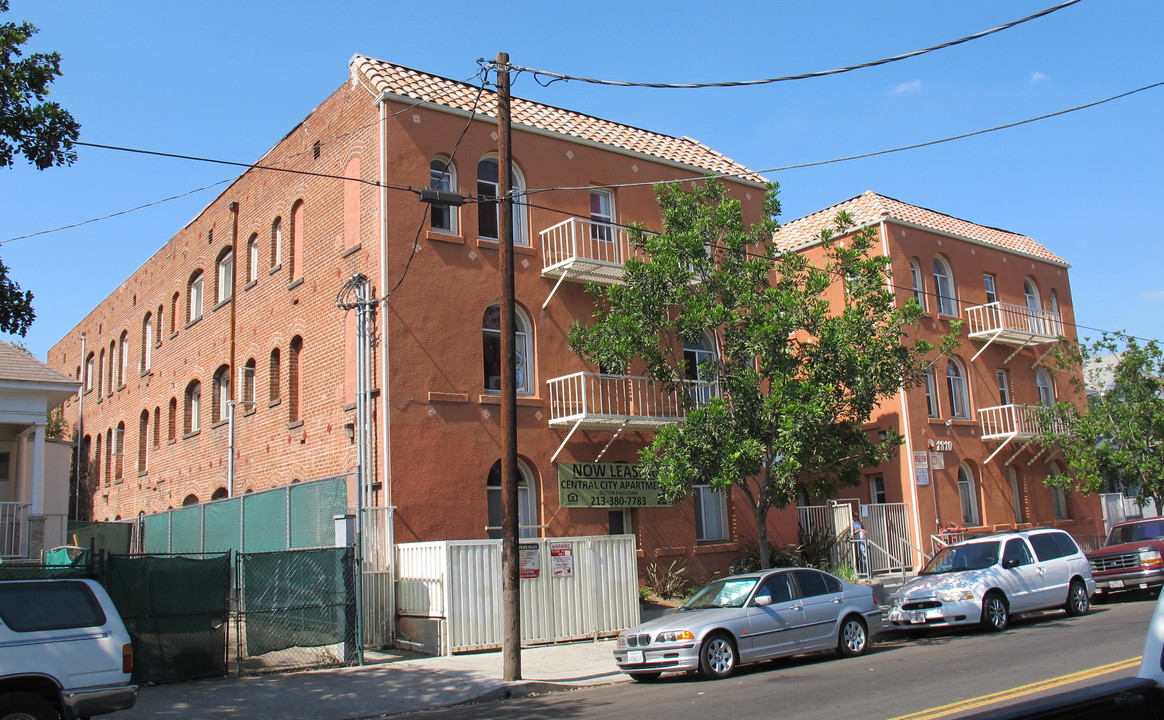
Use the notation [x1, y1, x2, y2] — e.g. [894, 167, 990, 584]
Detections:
[0, 0, 80, 336]
[569, 180, 946, 569]
[1039, 333, 1164, 510]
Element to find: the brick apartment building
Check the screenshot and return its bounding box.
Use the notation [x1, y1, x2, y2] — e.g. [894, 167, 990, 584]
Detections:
[774, 192, 1103, 567]
[48, 56, 788, 579]
[47, 56, 1100, 580]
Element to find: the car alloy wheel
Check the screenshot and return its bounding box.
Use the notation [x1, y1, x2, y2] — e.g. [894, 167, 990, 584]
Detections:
[1065, 580, 1090, 617]
[837, 616, 868, 658]
[698, 633, 737, 679]
[981, 593, 1009, 632]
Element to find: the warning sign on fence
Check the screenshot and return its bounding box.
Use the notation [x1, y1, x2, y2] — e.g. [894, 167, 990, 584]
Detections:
[550, 542, 574, 578]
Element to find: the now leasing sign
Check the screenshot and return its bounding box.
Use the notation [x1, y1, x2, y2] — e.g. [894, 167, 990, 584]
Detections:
[557, 463, 671, 508]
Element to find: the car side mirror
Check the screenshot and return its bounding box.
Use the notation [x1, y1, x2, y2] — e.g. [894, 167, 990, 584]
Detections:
[753, 594, 772, 607]
[1003, 558, 1020, 569]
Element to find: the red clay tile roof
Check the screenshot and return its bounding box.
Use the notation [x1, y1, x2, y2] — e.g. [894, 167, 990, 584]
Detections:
[350, 55, 765, 185]
[773, 191, 1067, 266]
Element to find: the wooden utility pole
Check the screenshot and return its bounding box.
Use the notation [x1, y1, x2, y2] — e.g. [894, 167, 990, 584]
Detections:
[496, 51, 521, 682]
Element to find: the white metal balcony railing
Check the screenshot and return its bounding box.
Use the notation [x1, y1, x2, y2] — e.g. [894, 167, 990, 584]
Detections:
[539, 218, 649, 308]
[965, 302, 1062, 361]
[546, 372, 717, 431]
[0, 501, 30, 559]
[978, 403, 1064, 441]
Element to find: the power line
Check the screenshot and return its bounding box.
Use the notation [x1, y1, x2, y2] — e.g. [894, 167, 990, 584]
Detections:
[508, 1, 1081, 90]
[521, 79, 1164, 197]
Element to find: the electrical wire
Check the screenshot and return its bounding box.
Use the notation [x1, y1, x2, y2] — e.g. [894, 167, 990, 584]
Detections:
[506, 1, 1081, 90]
[520, 79, 1164, 198]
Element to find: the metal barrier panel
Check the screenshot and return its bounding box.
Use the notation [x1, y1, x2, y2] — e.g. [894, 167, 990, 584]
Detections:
[104, 553, 231, 684]
[865, 503, 912, 573]
[289, 477, 348, 549]
[361, 506, 394, 648]
[66, 521, 132, 556]
[448, 541, 502, 653]
[203, 499, 243, 554]
[395, 541, 450, 618]
[169, 506, 203, 553]
[142, 513, 171, 553]
[237, 547, 358, 674]
[243, 487, 288, 552]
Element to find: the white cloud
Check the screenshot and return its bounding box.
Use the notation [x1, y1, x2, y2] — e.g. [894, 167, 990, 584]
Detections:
[1031, 71, 1049, 83]
[1141, 289, 1164, 301]
[891, 80, 922, 95]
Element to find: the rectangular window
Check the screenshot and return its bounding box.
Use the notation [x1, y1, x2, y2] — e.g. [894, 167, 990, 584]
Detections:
[590, 189, 614, 243]
[430, 160, 456, 234]
[1051, 488, 1069, 520]
[0, 581, 105, 632]
[869, 473, 887, 504]
[924, 369, 939, 418]
[190, 276, 204, 322]
[984, 274, 998, 304]
[996, 370, 1010, 405]
[694, 484, 728, 541]
[218, 252, 234, 303]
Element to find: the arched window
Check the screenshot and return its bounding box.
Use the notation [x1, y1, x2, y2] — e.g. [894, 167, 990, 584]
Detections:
[923, 367, 939, 418]
[958, 463, 979, 526]
[946, 359, 969, 419]
[182, 494, 199, 507]
[288, 336, 302, 421]
[171, 292, 179, 335]
[487, 459, 536, 539]
[242, 358, 256, 407]
[909, 258, 926, 311]
[138, 410, 149, 474]
[93, 433, 102, 485]
[141, 313, 153, 373]
[118, 331, 128, 388]
[269, 348, 281, 403]
[1024, 278, 1043, 333]
[107, 341, 114, 396]
[476, 158, 528, 246]
[1048, 290, 1061, 336]
[113, 422, 124, 482]
[153, 406, 161, 449]
[216, 246, 234, 304]
[84, 352, 95, 392]
[1009, 467, 1024, 524]
[81, 434, 91, 479]
[211, 487, 229, 501]
[1049, 463, 1069, 519]
[932, 256, 956, 316]
[168, 397, 177, 442]
[482, 304, 533, 394]
[188, 270, 204, 323]
[212, 364, 231, 423]
[247, 233, 259, 284]
[1036, 369, 1055, 407]
[270, 217, 283, 269]
[157, 304, 165, 344]
[185, 380, 201, 434]
[430, 157, 457, 234]
[683, 332, 719, 404]
[289, 200, 304, 282]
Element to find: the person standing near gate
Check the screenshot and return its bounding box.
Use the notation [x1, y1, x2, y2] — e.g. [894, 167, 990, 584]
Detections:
[852, 513, 869, 575]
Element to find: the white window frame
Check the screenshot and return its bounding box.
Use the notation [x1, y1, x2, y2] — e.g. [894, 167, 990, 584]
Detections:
[694, 484, 728, 541]
[947, 359, 969, 419]
[910, 259, 926, 311]
[869, 473, 887, 504]
[1009, 467, 1023, 524]
[217, 249, 234, 304]
[142, 315, 153, 373]
[1037, 369, 1055, 407]
[590, 189, 615, 243]
[958, 463, 979, 526]
[189, 272, 204, 323]
[924, 368, 939, 418]
[430, 157, 457, 235]
[247, 234, 259, 283]
[271, 217, 283, 269]
[476, 158, 529, 246]
[996, 369, 1010, 405]
[932, 257, 956, 316]
[1049, 464, 1068, 519]
[482, 304, 534, 395]
[213, 367, 230, 424]
[684, 333, 719, 404]
[984, 273, 997, 304]
[487, 460, 536, 539]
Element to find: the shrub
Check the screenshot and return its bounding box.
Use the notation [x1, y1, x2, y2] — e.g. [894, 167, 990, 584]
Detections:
[645, 560, 687, 600]
[728, 541, 802, 575]
[797, 525, 837, 570]
[834, 564, 858, 583]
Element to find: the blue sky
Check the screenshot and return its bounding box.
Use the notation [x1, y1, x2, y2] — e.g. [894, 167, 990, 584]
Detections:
[2, 1, 1161, 360]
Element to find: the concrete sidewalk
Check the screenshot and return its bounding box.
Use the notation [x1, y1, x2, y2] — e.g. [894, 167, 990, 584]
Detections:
[119, 639, 627, 720]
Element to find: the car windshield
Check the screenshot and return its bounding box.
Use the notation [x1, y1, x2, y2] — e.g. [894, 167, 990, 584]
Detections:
[682, 578, 758, 609]
[922, 541, 1001, 575]
[1109, 520, 1164, 545]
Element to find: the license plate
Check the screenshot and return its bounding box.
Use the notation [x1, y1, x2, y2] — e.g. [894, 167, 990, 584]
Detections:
[1110, 580, 1125, 588]
[627, 650, 644, 664]
[910, 612, 926, 624]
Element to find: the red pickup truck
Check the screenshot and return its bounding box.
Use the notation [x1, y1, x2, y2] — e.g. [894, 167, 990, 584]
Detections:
[1087, 516, 1164, 598]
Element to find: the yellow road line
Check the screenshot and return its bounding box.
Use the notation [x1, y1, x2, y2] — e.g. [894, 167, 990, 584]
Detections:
[887, 656, 1142, 720]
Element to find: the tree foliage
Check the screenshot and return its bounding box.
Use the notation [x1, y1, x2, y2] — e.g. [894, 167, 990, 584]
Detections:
[0, 0, 79, 170]
[569, 180, 944, 568]
[1039, 333, 1164, 510]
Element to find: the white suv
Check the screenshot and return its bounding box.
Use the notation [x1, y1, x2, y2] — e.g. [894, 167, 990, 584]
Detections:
[0, 578, 137, 720]
[888, 529, 1095, 631]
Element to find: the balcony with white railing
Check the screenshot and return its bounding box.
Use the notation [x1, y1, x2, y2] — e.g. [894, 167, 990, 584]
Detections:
[546, 372, 715, 431]
[978, 403, 1065, 442]
[539, 218, 650, 307]
[965, 302, 1062, 360]
[0, 502, 30, 559]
